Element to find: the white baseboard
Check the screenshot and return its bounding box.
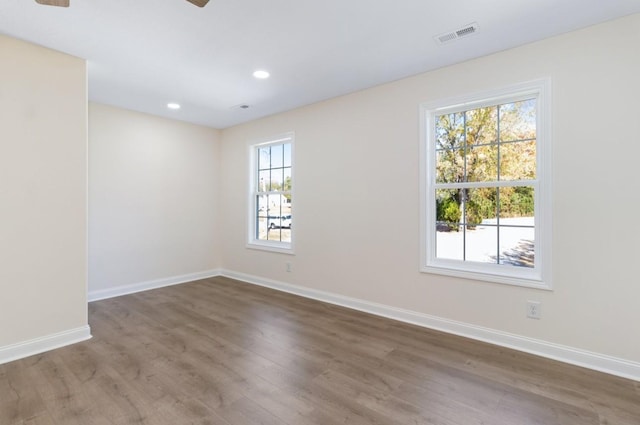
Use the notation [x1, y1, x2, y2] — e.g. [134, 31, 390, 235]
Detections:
[221, 269, 640, 382]
[0, 326, 92, 366]
[88, 269, 222, 302]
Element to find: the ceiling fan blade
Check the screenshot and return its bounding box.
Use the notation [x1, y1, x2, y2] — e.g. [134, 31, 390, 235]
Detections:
[35, 0, 70, 6]
[185, 0, 209, 7]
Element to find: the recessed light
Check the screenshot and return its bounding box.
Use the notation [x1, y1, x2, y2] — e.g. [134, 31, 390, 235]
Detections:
[167, 103, 181, 110]
[252, 70, 270, 79]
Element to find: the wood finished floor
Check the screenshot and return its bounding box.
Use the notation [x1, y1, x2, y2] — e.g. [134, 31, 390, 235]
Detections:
[1, 277, 639, 425]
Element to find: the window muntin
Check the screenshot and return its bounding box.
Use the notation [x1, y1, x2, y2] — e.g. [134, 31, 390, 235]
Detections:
[422, 81, 550, 288]
[249, 134, 293, 252]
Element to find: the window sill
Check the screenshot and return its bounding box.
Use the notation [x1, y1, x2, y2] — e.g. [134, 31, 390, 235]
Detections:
[246, 241, 295, 255]
[421, 263, 552, 290]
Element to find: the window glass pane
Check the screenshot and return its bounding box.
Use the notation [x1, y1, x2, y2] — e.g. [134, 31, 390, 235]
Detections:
[467, 144, 497, 182]
[498, 186, 535, 267]
[500, 140, 536, 180]
[436, 149, 464, 183]
[283, 168, 292, 192]
[270, 144, 284, 168]
[280, 228, 292, 243]
[464, 187, 498, 263]
[256, 194, 269, 240]
[256, 194, 268, 216]
[499, 186, 535, 220]
[464, 188, 498, 227]
[283, 143, 292, 167]
[466, 106, 497, 146]
[258, 147, 271, 170]
[435, 188, 462, 260]
[499, 226, 535, 268]
[465, 223, 498, 264]
[271, 168, 284, 191]
[436, 112, 465, 150]
[259, 170, 271, 191]
[436, 189, 461, 229]
[266, 193, 282, 242]
[257, 217, 269, 241]
[436, 222, 463, 261]
[266, 193, 283, 215]
[499, 99, 536, 143]
[284, 194, 292, 216]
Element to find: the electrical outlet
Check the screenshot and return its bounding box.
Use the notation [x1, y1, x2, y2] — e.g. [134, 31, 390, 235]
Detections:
[527, 301, 541, 319]
[286, 262, 292, 273]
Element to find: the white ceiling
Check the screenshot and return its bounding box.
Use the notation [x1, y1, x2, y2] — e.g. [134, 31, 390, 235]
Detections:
[1, 0, 639, 129]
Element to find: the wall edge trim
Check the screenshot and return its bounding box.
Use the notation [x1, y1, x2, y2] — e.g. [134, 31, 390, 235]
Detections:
[220, 269, 640, 382]
[0, 326, 92, 365]
[88, 269, 222, 302]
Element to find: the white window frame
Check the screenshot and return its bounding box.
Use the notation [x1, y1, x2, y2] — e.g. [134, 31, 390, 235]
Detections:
[247, 132, 295, 254]
[420, 79, 552, 289]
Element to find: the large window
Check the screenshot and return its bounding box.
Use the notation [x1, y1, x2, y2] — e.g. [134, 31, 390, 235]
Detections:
[248, 134, 293, 253]
[421, 81, 551, 288]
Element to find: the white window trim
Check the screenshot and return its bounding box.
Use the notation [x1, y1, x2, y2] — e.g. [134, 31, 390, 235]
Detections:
[419, 79, 552, 290]
[247, 132, 295, 254]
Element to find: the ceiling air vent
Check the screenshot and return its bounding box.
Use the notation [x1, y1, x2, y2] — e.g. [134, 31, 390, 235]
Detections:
[435, 22, 479, 45]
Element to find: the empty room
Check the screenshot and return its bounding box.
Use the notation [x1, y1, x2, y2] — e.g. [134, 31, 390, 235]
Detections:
[1, 0, 639, 424]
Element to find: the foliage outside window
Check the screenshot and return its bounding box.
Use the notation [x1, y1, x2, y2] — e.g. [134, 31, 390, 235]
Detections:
[421, 81, 551, 288]
[249, 134, 293, 252]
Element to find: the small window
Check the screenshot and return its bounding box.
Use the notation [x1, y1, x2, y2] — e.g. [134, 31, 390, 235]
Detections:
[421, 81, 551, 288]
[248, 134, 294, 253]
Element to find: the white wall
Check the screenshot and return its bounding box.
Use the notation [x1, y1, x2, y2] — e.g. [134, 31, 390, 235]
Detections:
[88, 103, 221, 299]
[219, 14, 640, 370]
[0, 35, 89, 359]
